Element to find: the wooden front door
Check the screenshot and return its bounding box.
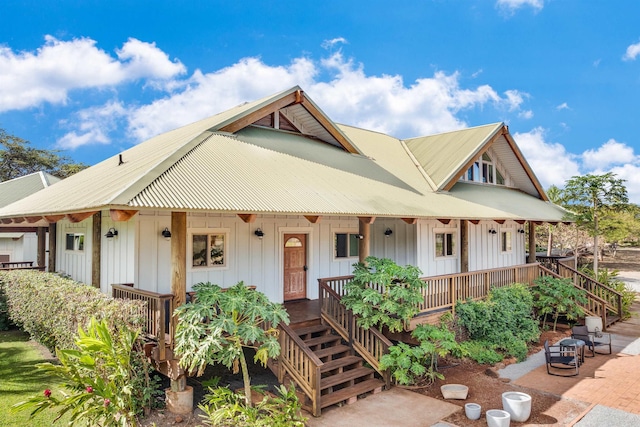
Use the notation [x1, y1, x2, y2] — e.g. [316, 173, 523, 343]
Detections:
[283, 234, 307, 301]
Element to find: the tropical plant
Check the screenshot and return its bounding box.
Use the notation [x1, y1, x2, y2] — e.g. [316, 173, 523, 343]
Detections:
[174, 282, 289, 407]
[380, 322, 459, 386]
[532, 276, 588, 331]
[199, 383, 306, 426]
[455, 284, 540, 361]
[341, 257, 425, 332]
[13, 318, 161, 426]
[562, 173, 629, 271]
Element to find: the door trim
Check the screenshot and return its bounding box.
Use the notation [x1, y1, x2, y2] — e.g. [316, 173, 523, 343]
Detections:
[277, 226, 313, 303]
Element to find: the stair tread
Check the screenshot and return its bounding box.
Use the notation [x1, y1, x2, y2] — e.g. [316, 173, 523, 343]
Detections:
[321, 366, 375, 390]
[294, 324, 331, 336]
[320, 378, 385, 408]
[320, 356, 362, 373]
[304, 334, 342, 347]
[314, 344, 351, 359]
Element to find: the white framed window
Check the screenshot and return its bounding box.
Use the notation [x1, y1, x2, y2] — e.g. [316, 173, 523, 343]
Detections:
[190, 230, 228, 268]
[501, 231, 513, 253]
[460, 151, 506, 186]
[65, 233, 85, 251]
[334, 232, 360, 259]
[435, 231, 456, 258]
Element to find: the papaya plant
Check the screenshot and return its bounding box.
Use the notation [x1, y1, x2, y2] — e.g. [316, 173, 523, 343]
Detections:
[341, 257, 425, 332]
[174, 282, 289, 407]
[532, 276, 588, 331]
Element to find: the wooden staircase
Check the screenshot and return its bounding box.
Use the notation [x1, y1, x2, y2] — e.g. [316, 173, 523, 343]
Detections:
[290, 322, 385, 414]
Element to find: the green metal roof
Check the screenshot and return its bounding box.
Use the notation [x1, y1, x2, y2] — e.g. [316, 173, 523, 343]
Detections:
[0, 172, 60, 208]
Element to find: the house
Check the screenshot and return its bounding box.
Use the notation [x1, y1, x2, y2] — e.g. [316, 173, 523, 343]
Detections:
[3, 87, 619, 415]
[0, 86, 566, 301]
[0, 171, 59, 268]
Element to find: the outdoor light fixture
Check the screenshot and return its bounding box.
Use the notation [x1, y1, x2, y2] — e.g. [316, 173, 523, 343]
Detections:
[518, 229, 526, 234]
[488, 228, 497, 235]
[105, 227, 118, 239]
[161, 227, 172, 239]
[384, 228, 393, 237]
[254, 228, 264, 238]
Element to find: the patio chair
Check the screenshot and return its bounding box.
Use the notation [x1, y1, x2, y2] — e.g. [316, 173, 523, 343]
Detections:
[544, 340, 579, 376]
[572, 325, 612, 356]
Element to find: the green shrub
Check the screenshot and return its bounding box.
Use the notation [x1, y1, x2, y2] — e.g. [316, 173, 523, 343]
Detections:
[341, 257, 425, 332]
[13, 318, 162, 426]
[0, 270, 146, 351]
[0, 281, 11, 330]
[455, 340, 503, 365]
[199, 383, 306, 427]
[532, 276, 588, 331]
[455, 283, 539, 361]
[380, 323, 459, 386]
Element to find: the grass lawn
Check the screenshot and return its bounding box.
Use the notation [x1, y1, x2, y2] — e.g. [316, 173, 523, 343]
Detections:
[0, 329, 71, 426]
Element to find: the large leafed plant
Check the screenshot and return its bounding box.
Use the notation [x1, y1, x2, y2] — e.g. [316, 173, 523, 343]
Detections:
[174, 282, 289, 407]
[341, 257, 425, 332]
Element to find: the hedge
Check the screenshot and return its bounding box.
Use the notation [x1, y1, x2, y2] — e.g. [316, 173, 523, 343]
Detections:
[0, 270, 147, 352]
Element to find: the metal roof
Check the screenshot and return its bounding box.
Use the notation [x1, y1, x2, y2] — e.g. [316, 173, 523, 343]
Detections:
[0, 171, 60, 208]
[0, 87, 565, 222]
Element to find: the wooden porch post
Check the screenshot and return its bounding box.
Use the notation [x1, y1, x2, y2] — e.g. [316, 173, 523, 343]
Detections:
[170, 211, 187, 392]
[92, 212, 101, 288]
[48, 222, 56, 272]
[460, 220, 469, 273]
[36, 227, 46, 268]
[358, 217, 374, 264]
[527, 221, 536, 263]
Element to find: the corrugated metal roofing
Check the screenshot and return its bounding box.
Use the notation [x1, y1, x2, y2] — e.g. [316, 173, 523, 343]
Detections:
[0, 86, 565, 222]
[0, 172, 60, 208]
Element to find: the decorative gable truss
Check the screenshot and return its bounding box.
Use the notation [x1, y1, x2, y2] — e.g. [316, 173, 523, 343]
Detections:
[219, 88, 361, 155]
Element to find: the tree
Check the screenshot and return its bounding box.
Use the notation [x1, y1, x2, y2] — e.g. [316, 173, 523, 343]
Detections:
[173, 282, 289, 407]
[562, 173, 629, 271]
[545, 185, 564, 256]
[0, 128, 87, 181]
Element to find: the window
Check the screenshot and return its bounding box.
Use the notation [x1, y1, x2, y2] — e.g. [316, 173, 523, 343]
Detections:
[192, 233, 226, 267]
[335, 233, 360, 258]
[65, 233, 84, 251]
[435, 232, 456, 257]
[481, 153, 494, 184]
[501, 231, 512, 253]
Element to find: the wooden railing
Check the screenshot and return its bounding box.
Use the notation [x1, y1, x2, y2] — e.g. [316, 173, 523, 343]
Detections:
[0, 261, 45, 271]
[112, 284, 174, 360]
[278, 322, 323, 417]
[555, 263, 623, 320]
[319, 280, 392, 387]
[537, 265, 610, 328]
[536, 255, 576, 274]
[320, 264, 541, 326]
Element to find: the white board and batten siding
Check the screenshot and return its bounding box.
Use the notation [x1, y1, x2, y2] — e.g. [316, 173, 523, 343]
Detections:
[100, 212, 136, 294]
[56, 218, 93, 284]
[467, 220, 527, 271]
[0, 234, 38, 264]
[415, 220, 460, 277]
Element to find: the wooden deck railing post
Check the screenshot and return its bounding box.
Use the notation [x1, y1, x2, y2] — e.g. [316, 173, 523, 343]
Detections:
[448, 277, 455, 313]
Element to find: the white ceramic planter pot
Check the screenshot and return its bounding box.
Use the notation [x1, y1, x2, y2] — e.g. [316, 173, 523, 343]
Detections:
[486, 409, 510, 427]
[502, 391, 531, 422]
[585, 316, 603, 333]
[465, 403, 482, 420]
[440, 384, 469, 399]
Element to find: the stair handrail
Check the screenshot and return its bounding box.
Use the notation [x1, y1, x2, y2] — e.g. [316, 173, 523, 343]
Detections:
[318, 279, 392, 387]
[555, 263, 623, 318]
[537, 265, 609, 328]
[277, 321, 323, 417]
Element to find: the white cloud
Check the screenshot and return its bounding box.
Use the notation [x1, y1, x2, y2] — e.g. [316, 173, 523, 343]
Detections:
[503, 90, 528, 111]
[321, 38, 348, 50]
[581, 139, 637, 170]
[496, 0, 544, 14]
[608, 164, 640, 205]
[0, 35, 185, 112]
[623, 41, 640, 61]
[57, 101, 128, 149]
[556, 102, 569, 110]
[513, 127, 580, 189]
[518, 110, 533, 119]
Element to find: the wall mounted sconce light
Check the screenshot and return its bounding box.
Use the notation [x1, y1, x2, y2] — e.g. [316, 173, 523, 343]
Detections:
[254, 228, 264, 239]
[488, 228, 497, 235]
[105, 227, 118, 239]
[517, 229, 526, 234]
[161, 227, 172, 239]
[384, 228, 393, 237]
[356, 234, 364, 240]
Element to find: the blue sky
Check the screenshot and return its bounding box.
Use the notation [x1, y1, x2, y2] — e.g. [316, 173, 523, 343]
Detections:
[2, 0, 640, 202]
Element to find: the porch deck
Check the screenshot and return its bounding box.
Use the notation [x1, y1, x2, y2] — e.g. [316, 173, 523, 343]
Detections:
[284, 299, 321, 328]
